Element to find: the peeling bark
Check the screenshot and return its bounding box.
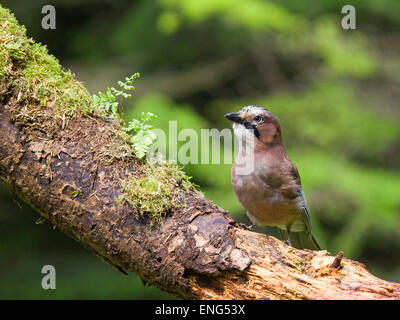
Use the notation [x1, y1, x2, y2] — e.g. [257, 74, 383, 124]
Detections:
[1, 98, 400, 300]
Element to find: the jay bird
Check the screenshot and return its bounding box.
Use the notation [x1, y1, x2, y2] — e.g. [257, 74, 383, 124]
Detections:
[225, 105, 320, 250]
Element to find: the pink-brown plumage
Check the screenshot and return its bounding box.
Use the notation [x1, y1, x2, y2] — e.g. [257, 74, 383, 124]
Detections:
[226, 106, 320, 250]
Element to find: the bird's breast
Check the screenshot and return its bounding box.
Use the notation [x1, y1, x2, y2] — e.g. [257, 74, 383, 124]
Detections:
[231, 164, 300, 227]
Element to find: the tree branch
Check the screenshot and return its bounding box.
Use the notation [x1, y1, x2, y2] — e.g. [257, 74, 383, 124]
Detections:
[1, 5, 399, 300]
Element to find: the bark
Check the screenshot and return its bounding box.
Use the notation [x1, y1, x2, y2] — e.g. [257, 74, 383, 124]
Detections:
[1, 101, 400, 300]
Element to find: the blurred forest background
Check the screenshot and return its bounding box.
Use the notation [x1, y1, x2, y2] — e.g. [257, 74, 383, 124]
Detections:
[0, 0, 399, 299]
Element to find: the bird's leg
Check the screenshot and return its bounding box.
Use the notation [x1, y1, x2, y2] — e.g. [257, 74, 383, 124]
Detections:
[279, 229, 291, 246]
[279, 229, 288, 244]
[284, 224, 292, 246]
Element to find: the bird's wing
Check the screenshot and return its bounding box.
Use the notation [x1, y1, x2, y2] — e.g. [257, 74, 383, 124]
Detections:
[299, 205, 312, 233]
[286, 162, 313, 232]
[281, 206, 320, 250]
[289, 199, 312, 233]
[280, 227, 320, 250]
[257, 151, 313, 232]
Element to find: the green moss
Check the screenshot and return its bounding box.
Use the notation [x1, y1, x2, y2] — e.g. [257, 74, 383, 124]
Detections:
[118, 162, 198, 227]
[0, 5, 90, 114]
[292, 258, 307, 272]
[70, 190, 79, 198]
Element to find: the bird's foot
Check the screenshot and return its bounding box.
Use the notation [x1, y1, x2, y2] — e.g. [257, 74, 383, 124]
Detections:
[239, 223, 254, 231]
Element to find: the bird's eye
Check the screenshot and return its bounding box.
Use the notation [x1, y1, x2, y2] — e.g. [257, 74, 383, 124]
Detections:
[253, 115, 263, 124]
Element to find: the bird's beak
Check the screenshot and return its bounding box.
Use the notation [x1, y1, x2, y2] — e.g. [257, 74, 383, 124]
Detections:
[224, 112, 243, 124]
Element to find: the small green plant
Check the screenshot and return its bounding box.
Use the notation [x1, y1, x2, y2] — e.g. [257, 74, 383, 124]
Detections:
[91, 88, 119, 117]
[90, 73, 140, 118]
[123, 112, 158, 159]
[90, 73, 158, 159]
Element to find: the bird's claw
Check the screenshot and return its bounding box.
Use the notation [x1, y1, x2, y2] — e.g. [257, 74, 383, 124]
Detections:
[239, 223, 254, 231]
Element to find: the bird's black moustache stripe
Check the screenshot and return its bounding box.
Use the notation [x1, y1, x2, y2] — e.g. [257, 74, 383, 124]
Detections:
[244, 121, 260, 138]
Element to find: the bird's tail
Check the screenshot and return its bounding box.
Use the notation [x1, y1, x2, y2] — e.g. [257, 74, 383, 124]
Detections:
[280, 230, 320, 251]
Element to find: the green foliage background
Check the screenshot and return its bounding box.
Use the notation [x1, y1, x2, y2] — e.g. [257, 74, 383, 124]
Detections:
[0, 0, 399, 299]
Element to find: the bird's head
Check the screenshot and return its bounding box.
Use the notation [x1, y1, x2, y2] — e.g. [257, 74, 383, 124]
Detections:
[225, 105, 282, 147]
